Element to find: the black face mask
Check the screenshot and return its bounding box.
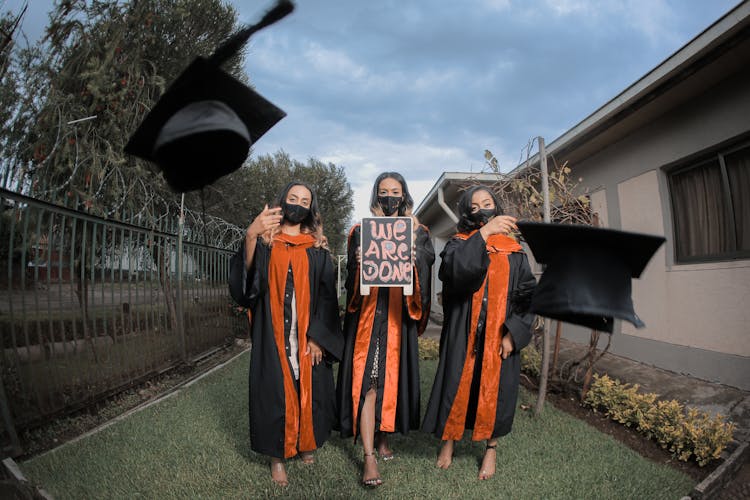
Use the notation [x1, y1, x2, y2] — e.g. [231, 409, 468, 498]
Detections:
[378, 196, 402, 216]
[282, 202, 310, 225]
[467, 208, 496, 228]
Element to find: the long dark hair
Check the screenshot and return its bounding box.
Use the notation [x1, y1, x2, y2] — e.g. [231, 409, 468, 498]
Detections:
[264, 181, 326, 247]
[456, 186, 504, 234]
[368, 172, 415, 216]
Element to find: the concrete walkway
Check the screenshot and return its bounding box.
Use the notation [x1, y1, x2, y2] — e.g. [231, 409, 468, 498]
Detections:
[421, 319, 750, 499]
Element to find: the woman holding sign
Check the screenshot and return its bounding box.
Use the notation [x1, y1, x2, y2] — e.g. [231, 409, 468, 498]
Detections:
[422, 186, 536, 480]
[229, 181, 343, 487]
[337, 172, 435, 487]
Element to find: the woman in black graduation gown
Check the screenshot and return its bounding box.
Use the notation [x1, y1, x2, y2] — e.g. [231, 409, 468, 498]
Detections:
[422, 186, 536, 480]
[229, 181, 343, 487]
[337, 172, 435, 487]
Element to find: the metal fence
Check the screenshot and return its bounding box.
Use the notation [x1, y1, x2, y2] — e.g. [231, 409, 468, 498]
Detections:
[0, 188, 246, 456]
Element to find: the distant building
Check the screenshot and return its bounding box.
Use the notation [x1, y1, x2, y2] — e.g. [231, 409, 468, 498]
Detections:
[416, 1, 750, 390]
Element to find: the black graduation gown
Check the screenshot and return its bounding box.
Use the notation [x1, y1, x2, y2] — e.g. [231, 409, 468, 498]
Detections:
[337, 223, 435, 438]
[229, 236, 343, 459]
[422, 231, 536, 440]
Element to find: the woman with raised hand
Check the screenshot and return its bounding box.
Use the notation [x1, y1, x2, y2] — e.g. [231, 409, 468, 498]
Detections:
[422, 185, 536, 480]
[337, 172, 435, 487]
[229, 181, 343, 487]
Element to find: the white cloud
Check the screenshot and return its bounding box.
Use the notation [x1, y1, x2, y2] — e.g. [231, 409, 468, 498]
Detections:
[544, 0, 588, 16]
[479, 0, 512, 12]
[620, 0, 679, 46]
[303, 42, 368, 81]
[348, 179, 441, 224]
[249, 35, 462, 99]
[411, 69, 461, 93]
[540, 0, 677, 45]
[241, 0, 729, 227]
[319, 134, 472, 222]
[251, 101, 478, 223]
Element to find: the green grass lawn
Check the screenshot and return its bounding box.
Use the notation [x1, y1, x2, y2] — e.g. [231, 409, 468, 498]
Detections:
[20, 353, 695, 499]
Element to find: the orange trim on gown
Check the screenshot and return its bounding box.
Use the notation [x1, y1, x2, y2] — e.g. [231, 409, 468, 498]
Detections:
[268, 232, 317, 457]
[441, 231, 521, 441]
[349, 225, 424, 436]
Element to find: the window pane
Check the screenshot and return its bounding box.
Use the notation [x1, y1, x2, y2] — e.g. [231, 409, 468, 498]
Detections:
[670, 159, 730, 260]
[725, 145, 750, 252]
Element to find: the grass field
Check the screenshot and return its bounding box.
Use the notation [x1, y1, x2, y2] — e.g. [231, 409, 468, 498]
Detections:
[20, 352, 695, 499]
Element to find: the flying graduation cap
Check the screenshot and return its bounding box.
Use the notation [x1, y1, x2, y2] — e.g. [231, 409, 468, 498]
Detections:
[516, 222, 666, 333]
[124, 0, 295, 192]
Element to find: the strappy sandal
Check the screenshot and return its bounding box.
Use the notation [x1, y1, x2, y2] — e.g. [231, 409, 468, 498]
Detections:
[362, 451, 383, 487]
[478, 444, 497, 481]
[376, 433, 395, 461]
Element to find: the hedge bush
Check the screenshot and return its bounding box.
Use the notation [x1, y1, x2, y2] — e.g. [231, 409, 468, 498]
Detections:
[584, 374, 735, 466]
[419, 337, 541, 368]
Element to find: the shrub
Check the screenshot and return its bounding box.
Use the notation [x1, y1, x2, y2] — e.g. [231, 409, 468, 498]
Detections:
[418, 337, 440, 360]
[521, 343, 541, 378]
[584, 374, 735, 466]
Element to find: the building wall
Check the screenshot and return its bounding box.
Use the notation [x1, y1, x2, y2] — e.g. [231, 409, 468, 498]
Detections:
[426, 211, 459, 317]
[565, 66, 750, 389]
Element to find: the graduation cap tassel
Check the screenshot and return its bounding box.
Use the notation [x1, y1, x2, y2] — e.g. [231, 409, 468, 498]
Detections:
[209, 0, 295, 67]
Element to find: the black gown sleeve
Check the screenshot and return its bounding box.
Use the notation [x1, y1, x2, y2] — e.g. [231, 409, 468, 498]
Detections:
[503, 252, 537, 351]
[307, 251, 344, 361]
[414, 225, 436, 307]
[228, 238, 267, 309]
[438, 232, 489, 295]
[344, 226, 360, 296]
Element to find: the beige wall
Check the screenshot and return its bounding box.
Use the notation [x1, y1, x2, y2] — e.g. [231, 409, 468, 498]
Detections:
[617, 171, 669, 341]
[562, 66, 750, 388]
[589, 189, 608, 228]
[617, 171, 750, 357]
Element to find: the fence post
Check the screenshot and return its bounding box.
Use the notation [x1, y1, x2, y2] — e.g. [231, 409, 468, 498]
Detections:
[176, 195, 187, 362]
[0, 365, 22, 457]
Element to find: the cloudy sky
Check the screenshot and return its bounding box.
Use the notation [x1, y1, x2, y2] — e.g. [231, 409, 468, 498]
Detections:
[5, 0, 740, 221]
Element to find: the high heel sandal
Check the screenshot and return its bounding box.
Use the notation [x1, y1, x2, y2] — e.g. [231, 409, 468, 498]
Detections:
[362, 451, 383, 487]
[375, 433, 395, 461]
[478, 444, 497, 481]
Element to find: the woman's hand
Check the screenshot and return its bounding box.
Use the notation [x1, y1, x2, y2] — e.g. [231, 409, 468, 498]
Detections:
[306, 339, 324, 366]
[480, 215, 517, 240]
[499, 333, 515, 360]
[355, 246, 361, 265]
[247, 204, 283, 240]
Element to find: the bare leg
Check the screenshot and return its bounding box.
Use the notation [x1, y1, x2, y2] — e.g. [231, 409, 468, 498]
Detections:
[478, 439, 497, 480]
[360, 389, 382, 486]
[270, 457, 288, 486]
[436, 439, 454, 469]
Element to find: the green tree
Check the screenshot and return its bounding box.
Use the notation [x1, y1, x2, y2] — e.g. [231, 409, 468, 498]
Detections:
[0, 0, 251, 350]
[191, 150, 354, 253]
[3, 0, 244, 217]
